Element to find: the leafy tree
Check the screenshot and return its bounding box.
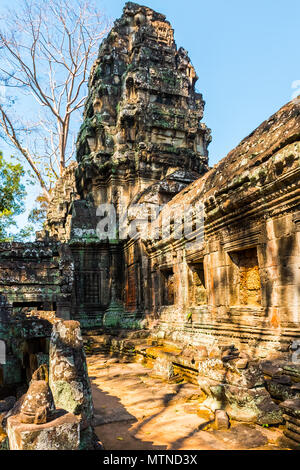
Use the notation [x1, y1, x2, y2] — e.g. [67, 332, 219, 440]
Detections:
[0, 150, 26, 241]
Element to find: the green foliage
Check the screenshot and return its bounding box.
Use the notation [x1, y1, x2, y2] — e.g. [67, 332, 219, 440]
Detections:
[116, 102, 121, 114]
[187, 312, 193, 323]
[11, 224, 36, 242]
[0, 151, 26, 241]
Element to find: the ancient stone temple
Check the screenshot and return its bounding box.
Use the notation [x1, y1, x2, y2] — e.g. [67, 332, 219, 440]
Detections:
[44, 1, 211, 328]
[1, 1, 300, 450]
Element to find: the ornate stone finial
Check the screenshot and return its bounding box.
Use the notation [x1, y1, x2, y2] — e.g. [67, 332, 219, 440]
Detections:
[20, 380, 55, 425]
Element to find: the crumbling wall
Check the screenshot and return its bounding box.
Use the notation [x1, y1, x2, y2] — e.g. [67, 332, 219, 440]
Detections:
[0, 242, 74, 395]
[42, 162, 79, 242]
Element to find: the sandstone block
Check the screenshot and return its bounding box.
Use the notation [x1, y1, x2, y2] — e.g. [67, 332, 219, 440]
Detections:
[152, 354, 175, 380]
[214, 409, 230, 430]
[280, 398, 300, 418]
[198, 358, 264, 388]
[266, 380, 300, 402]
[235, 359, 248, 369]
[7, 412, 80, 450]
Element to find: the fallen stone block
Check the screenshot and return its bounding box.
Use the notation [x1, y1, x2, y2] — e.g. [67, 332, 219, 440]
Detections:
[215, 409, 230, 430]
[198, 375, 282, 425]
[198, 358, 264, 388]
[266, 379, 300, 402]
[152, 353, 175, 380]
[235, 359, 248, 370]
[280, 398, 300, 418]
[280, 399, 300, 448]
[224, 384, 283, 425]
[282, 364, 300, 382]
[260, 360, 283, 378]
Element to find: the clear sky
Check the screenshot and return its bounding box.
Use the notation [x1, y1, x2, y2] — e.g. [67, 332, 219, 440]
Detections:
[0, 0, 300, 228]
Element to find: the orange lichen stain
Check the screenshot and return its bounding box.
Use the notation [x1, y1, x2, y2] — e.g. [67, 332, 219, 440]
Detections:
[270, 310, 280, 328]
[0, 426, 7, 443]
[197, 409, 212, 421]
[145, 345, 182, 358]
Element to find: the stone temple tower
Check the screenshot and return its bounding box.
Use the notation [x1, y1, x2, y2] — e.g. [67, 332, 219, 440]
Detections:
[44, 2, 211, 326]
[75, 1, 211, 213]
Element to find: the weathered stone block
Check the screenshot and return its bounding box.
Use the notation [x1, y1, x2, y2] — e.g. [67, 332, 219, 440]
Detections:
[7, 412, 80, 450]
[198, 358, 264, 388]
[280, 398, 300, 418]
[152, 353, 175, 380]
[214, 409, 230, 430]
[224, 384, 283, 425]
[266, 379, 300, 402]
[198, 371, 282, 425]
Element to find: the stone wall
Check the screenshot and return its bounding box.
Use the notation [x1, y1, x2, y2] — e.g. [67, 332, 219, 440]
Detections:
[0, 242, 74, 317]
[136, 98, 300, 358]
[0, 242, 74, 395]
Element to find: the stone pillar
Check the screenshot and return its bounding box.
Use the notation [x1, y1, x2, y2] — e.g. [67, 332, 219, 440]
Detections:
[49, 320, 94, 449]
[0, 294, 10, 368]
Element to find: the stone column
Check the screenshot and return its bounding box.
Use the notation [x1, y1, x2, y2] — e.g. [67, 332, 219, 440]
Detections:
[49, 320, 94, 449]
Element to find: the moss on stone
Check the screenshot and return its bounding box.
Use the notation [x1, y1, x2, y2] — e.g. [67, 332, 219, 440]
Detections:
[51, 381, 82, 415]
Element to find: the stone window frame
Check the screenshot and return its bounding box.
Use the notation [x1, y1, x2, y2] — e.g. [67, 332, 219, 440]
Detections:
[226, 245, 262, 308]
[159, 266, 175, 307]
[187, 259, 207, 307]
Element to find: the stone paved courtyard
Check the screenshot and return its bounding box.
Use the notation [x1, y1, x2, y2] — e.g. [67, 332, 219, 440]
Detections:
[88, 355, 287, 451]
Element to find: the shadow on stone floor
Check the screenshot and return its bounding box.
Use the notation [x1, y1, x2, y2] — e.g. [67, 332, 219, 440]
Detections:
[90, 367, 226, 450]
[91, 383, 167, 450]
[88, 356, 286, 451]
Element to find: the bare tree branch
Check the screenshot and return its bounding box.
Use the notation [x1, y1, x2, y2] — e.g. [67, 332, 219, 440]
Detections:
[0, 0, 110, 193]
[0, 103, 51, 200]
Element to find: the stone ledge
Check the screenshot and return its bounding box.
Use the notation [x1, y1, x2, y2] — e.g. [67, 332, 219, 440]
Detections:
[7, 411, 80, 450]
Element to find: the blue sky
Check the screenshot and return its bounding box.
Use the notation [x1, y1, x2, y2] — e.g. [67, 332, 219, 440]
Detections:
[100, 0, 300, 164]
[0, 0, 300, 228]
